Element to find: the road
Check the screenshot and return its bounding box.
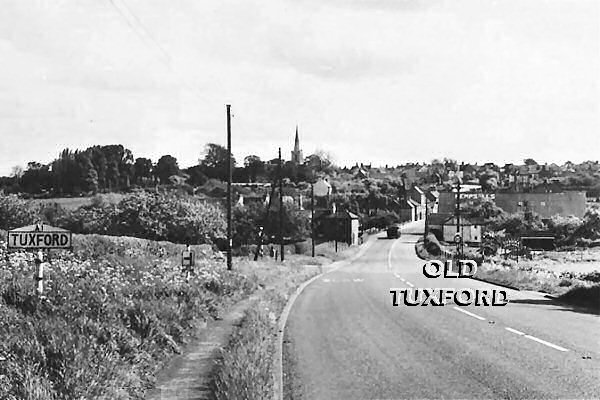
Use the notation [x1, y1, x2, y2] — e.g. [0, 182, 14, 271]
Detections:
[283, 221, 600, 399]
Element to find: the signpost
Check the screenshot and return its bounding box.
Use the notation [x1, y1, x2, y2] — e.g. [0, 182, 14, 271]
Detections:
[7, 223, 72, 250]
[6, 223, 72, 297]
[454, 233, 462, 244]
[182, 246, 195, 282]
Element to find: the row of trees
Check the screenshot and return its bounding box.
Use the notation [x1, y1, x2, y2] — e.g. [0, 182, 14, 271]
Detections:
[1, 143, 337, 197]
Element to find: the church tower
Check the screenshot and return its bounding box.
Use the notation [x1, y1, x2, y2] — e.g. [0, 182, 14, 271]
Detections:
[291, 125, 304, 165]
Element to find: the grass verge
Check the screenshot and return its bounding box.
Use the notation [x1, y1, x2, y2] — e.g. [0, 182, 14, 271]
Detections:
[210, 241, 364, 400]
[0, 231, 256, 400]
[415, 237, 600, 311]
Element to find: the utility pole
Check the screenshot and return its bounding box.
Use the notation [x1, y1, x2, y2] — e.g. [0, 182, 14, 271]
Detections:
[311, 183, 315, 257]
[424, 194, 429, 240]
[226, 105, 232, 270]
[278, 147, 284, 262]
[254, 182, 277, 261]
[455, 179, 462, 259]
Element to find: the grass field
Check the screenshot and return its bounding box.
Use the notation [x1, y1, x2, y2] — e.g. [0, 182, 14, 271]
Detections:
[27, 193, 125, 211]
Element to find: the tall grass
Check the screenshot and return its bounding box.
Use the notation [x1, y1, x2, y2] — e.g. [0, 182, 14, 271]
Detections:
[0, 231, 257, 399]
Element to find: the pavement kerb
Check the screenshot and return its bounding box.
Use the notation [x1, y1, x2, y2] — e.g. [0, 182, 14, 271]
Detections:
[272, 234, 378, 400]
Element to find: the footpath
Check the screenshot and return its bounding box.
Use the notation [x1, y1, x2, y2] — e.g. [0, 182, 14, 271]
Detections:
[144, 236, 377, 400]
[144, 294, 259, 400]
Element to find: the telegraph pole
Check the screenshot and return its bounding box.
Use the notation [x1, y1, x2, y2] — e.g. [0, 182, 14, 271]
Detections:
[226, 105, 232, 270]
[278, 147, 284, 261]
[311, 183, 315, 257]
[455, 179, 462, 259]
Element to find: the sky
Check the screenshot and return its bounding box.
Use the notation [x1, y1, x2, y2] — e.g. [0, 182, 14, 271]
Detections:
[0, 0, 598, 175]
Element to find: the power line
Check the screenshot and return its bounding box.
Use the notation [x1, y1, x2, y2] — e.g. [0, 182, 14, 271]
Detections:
[107, 0, 172, 69]
[105, 0, 212, 105]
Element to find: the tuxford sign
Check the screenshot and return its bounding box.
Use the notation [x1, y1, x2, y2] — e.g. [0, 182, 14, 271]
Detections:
[6, 223, 73, 297]
[7, 224, 72, 250]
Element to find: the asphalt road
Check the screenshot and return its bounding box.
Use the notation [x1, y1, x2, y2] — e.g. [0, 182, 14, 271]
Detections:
[283, 221, 600, 399]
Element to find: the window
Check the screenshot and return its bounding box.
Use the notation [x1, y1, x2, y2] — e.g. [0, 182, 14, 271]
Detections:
[540, 201, 546, 206]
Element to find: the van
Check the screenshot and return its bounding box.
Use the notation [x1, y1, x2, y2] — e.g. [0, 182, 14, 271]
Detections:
[387, 225, 400, 239]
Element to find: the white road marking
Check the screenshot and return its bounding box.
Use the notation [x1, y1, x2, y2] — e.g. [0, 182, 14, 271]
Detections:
[400, 278, 406, 282]
[406, 282, 414, 287]
[452, 306, 486, 321]
[393, 272, 401, 278]
[322, 278, 330, 283]
[353, 278, 364, 282]
[505, 327, 525, 336]
[387, 237, 401, 270]
[524, 334, 569, 352]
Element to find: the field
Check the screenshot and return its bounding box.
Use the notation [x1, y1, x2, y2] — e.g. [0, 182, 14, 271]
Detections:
[27, 193, 125, 211]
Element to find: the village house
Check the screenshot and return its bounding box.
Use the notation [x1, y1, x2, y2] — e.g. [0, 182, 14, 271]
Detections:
[442, 216, 484, 244]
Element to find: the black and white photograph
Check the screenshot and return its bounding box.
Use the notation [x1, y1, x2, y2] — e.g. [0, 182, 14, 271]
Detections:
[0, 1, 599, 399]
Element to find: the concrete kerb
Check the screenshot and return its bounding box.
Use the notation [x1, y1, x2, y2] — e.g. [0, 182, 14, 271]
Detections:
[272, 233, 378, 400]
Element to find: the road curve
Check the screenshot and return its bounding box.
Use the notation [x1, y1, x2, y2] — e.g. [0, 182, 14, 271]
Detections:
[283, 222, 600, 399]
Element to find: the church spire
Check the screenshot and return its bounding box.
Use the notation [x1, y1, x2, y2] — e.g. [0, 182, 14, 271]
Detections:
[291, 124, 303, 165]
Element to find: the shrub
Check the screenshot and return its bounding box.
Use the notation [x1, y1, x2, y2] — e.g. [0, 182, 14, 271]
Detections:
[0, 194, 37, 229]
[56, 192, 226, 245]
[424, 233, 442, 256]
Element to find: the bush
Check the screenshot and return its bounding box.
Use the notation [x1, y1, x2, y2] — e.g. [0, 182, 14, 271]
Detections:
[56, 192, 226, 245]
[546, 215, 583, 247]
[0, 194, 37, 229]
[424, 233, 442, 256]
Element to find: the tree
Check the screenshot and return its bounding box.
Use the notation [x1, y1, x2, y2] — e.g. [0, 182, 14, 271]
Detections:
[77, 153, 98, 193]
[524, 158, 538, 166]
[133, 157, 153, 185]
[185, 165, 208, 187]
[479, 171, 499, 192]
[243, 155, 265, 182]
[200, 143, 236, 181]
[10, 165, 24, 179]
[155, 155, 180, 184]
[20, 162, 54, 194]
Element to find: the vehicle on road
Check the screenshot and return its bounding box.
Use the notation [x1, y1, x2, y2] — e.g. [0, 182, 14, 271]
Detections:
[387, 224, 401, 239]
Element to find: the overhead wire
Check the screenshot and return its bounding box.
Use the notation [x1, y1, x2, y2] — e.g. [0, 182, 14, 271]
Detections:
[106, 0, 214, 105]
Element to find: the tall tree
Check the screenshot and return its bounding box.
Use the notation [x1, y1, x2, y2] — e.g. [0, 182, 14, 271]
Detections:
[155, 155, 180, 184]
[243, 155, 264, 182]
[133, 157, 153, 185]
[200, 143, 236, 181]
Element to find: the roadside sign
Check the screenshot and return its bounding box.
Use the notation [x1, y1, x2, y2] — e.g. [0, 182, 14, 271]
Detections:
[7, 224, 72, 250]
[182, 250, 195, 267]
[454, 233, 462, 244]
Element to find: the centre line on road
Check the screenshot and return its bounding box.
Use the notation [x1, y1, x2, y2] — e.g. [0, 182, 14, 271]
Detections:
[400, 278, 405, 282]
[406, 282, 414, 287]
[453, 306, 486, 321]
[524, 334, 569, 352]
[505, 327, 525, 336]
[387, 236, 401, 271]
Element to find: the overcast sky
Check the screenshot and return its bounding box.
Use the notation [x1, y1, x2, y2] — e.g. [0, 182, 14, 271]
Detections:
[0, 0, 598, 175]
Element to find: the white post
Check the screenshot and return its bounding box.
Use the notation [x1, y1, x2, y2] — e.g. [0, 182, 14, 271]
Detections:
[35, 250, 44, 296]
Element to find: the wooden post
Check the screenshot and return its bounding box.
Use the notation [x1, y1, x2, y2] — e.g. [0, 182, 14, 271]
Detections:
[35, 250, 44, 296]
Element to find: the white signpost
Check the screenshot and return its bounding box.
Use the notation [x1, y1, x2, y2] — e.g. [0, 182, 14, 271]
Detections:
[6, 223, 72, 296]
[182, 246, 195, 282]
[7, 223, 72, 250]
